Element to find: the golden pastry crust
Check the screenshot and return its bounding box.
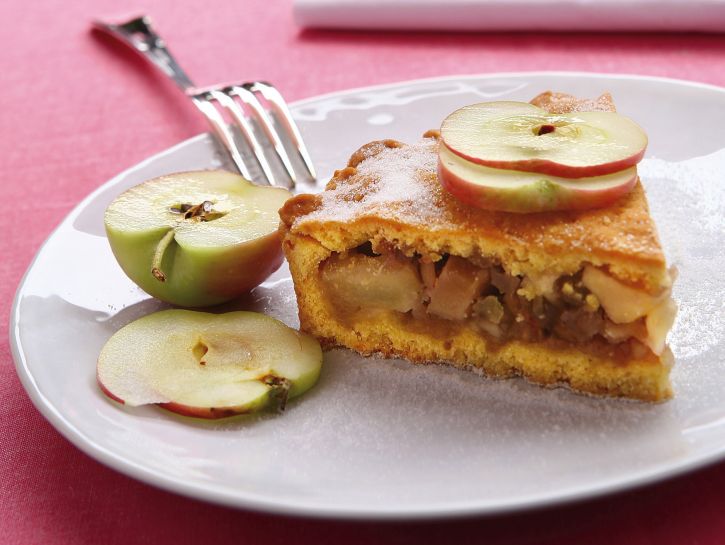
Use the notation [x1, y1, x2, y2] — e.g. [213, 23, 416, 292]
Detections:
[530, 91, 617, 114]
[280, 92, 674, 401]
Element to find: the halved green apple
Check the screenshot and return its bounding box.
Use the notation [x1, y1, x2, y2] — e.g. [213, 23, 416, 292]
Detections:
[104, 170, 290, 307]
[438, 142, 638, 213]
[440, 101, 647, 178]
[97, 309, 323, 418]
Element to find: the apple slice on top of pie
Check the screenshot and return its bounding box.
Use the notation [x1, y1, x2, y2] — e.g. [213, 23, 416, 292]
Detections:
[279, 92, 677, 402]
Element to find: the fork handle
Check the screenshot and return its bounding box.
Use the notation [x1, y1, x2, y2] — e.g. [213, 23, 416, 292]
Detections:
[93, 15, 195, 92]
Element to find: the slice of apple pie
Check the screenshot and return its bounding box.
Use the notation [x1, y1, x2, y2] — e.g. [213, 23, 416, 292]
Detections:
[279, 92, 677, 401]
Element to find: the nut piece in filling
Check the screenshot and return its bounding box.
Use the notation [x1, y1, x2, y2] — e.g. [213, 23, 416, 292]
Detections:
[280, 92, 676, 402]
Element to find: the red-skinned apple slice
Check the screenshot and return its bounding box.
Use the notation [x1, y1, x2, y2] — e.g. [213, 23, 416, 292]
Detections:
[97, 310, 323, 419]
[440, 101, 647, 178]
[438, 142, 638, 213]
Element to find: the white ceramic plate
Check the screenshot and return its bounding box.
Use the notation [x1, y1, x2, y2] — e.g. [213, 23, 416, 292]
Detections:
[10, 73, 725, 520]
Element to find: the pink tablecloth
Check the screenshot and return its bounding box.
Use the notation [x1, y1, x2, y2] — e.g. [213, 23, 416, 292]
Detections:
[2, 0, 724, 543]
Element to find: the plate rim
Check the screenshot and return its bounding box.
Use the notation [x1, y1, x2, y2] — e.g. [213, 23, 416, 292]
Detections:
[9, 71, 725, 520]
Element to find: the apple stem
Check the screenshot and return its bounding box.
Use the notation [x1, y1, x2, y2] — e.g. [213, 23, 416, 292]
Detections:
[151, 229, 176, 282]
[264, 375, 291, 412]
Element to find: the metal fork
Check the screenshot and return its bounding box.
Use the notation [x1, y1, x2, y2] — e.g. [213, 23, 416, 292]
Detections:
[93, 15, 315, 188]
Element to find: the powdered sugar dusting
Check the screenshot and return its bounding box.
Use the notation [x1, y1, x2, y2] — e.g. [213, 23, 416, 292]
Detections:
[300, 139, 442, 226]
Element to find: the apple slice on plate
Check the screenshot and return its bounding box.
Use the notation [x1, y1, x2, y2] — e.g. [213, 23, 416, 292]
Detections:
[438, 142, 638, 213]
[440, 101, 647, 178]
[104, 170, 290, 308]
[97, 309, 323, 419]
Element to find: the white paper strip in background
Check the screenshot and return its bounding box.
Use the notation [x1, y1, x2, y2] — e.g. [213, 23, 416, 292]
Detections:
[294, 0, 725, 32]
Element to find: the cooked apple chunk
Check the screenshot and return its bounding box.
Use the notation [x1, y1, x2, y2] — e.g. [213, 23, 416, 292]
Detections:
[320, 253, 422, 313]
[582, 265, 667, 324]
[427, 256, 490, 320]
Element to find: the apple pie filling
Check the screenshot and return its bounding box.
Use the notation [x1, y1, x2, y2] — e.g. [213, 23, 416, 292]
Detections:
[319, 242, 676, 362]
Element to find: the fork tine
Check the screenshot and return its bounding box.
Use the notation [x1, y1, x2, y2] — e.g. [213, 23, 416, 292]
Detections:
[190, 94, 254, 181]
[229, 85, 298, 186]
[246, 81, 317, 181]
[206, 89, 279, 187]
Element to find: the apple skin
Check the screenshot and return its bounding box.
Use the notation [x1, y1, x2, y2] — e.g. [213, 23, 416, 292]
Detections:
[106, 224, 285, 308]
[99, 366, 295, 420]
[104, 170, 290, 308]
[437, 144, 638, 214]
[98, 370, 274, 418]
[158, 399, 270, 419]
[440, 101, 648, 178]
[97, 372, 125, 404]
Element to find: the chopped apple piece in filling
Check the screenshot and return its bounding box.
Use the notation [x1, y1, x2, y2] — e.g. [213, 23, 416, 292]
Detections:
[581, 265, 665, 324]
[427, 256, 491, 320]
[645, 298, 678, 355]
[603, 318, 648, 344]
[472, 295, 504, 324]
[320, 253, 422, 313]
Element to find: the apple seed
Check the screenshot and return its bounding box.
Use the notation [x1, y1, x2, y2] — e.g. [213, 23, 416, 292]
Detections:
[192, 339, 209, 365]
[169, 200, 226, 222]
[537, 124, 556, 135]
